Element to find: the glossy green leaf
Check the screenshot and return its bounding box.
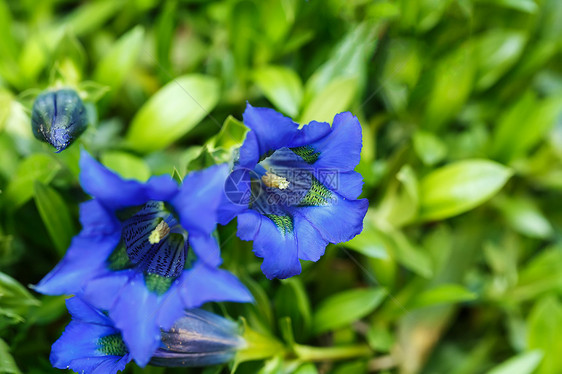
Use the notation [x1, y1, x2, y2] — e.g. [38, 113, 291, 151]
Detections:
[94, 26, 144, 94]
[313, 288, 386, 334]
[419, 159, 513, 221]
[101, 151, 151, 182]
[474, 30, 526, 91]
[304, 22, 377, 100]
[125, 74, 220, 152]
[492, 92, 562, 162]
[486, 350, 543, 374]
[299, 77, 358, 124]
[477, 0, 538, 13]
[5, 154, 61, 209]
[413, 131, 447, 166]
[424, 44, 474, 130]
[495, 196, 553, 239]
[528, 297, 562, 374]
[33, 182, 74, 257]
[0, 338, 21, 374]
[410, 284, 477, 309]
[253, 65, 303, 117]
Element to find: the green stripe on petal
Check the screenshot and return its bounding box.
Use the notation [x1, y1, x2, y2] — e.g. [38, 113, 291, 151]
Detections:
[290, 146, 320, 164]
[299, 177, 334, 206]
[265, 214, 293, 235]
[144, 273, 174, 295]
[97, 334, 128, 356]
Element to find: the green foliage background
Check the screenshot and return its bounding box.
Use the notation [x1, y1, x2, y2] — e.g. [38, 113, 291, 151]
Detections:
[1, 0, 562, 373]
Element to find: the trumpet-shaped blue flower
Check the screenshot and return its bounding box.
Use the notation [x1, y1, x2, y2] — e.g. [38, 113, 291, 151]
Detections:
[36, 151, 252, 366]
[52, 298, 245, 373]
[51, 297, 132, 374]
[220, 104, 369, 279]
[151, 309, 245, 367]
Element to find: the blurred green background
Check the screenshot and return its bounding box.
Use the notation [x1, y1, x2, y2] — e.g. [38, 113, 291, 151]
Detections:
[1, 0, 562, 373]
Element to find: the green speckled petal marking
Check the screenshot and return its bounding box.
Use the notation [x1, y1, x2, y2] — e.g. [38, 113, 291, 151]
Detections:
[299, 177, 334, 206]
[97, 334, 128, 356]
[144, 273, 174, 295]
[107, 243, 133, 271]
[290, 146, 320, 164]
[265, 214, 293, 235]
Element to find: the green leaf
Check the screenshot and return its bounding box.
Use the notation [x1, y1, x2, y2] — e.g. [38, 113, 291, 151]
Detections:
[474, 30, 526, 91]
[94, 26, 144, 94]
[476, 0, 538, 13]
[125, 74, 220, 152]
[0, 272, 37, 304]
[101, 151, 151, 182]
[492, 92, 562, 162]
[413, 131, 447, 166]
[510, 246, 562, 302]
[275, 278, 312, 340]
[409, 284, 477, 309]
[253, 66, 303, 117]
[5, 154, 61, 209]
[210, 115, 248, 150]
[418, 159, 513, 221]
[386, 228, 433, 278]
[486, 350, 543, 374]
[33, 182, 74, 257]
[528, 296, 562, 374]
[313, 288, 386, 334]
[299, 77, 358, 124]
[64, 0, 126, 36]
[495, 196, 553, 239]
[304, 22, 377, 100]
[0, 338, 21, 374]
[424, 44, 475, 130]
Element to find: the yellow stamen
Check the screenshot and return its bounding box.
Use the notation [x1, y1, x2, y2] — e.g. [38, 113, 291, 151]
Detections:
[148, 220, 170, 244]
[262, 172, 290, 190]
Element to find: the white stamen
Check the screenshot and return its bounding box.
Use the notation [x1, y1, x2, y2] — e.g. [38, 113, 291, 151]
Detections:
[262, 172, 290, 189]
[148, 220, 170, 244]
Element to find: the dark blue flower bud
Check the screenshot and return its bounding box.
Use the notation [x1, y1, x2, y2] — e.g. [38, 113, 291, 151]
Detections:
[31, 88, 88, 152]
[151, 309, 245, 367]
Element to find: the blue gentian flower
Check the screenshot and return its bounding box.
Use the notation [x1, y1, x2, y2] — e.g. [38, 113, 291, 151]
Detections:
[36, 151, 252, 366]
[219, 104, 369, 279]
[151, 309, 244, 367]
[51, 297, 132, 374]
[31, 89, 88, 152]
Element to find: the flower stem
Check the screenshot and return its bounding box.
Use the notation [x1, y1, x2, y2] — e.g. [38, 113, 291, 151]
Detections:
[293, 343, 372, 362]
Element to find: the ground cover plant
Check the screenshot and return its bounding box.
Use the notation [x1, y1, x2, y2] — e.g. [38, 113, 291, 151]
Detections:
[1, 0, 562, 373]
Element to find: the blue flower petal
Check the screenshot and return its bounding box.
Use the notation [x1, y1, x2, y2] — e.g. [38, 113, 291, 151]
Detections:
[180, 263, 253, 307]
[307, 112, 362, 171]
[81, 271, 132, 310]
[107, 272, 162, 367]
[297, 196, 369, 244]
[34, 232, 121, 295]
[251, 215, 301, 279]
[293, 213, 329, 262]
[238, 104, 299, 167]
[79, 150, 178, 211]
[65, 297, 112, 325]
[90, 355, 131, 374]
[188, 232, 222, 267]
[289, 120, 331, 147]
[236, 210, 262, 241]
[173, 164, 228, 235]
[321, 170, 365, 201]
[50, 320, 118, 371]
[79, 200, 120, 236]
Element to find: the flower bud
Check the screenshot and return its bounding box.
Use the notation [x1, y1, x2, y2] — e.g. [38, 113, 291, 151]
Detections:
[150, 309, 245, 367]
[31, 88, 88, 152]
